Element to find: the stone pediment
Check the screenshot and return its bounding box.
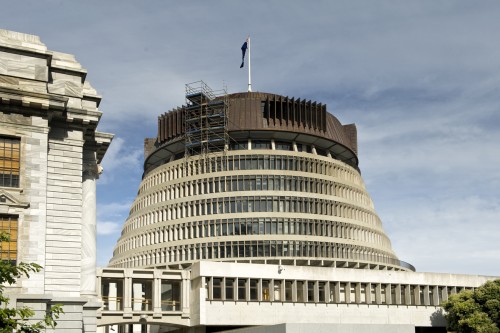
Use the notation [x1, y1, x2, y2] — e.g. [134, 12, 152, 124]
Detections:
[0, 190, 29, 212]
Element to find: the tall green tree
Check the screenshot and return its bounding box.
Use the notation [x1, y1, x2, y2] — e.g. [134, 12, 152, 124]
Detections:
[0, 232, 62, 333]
[442, 279, 500, 333]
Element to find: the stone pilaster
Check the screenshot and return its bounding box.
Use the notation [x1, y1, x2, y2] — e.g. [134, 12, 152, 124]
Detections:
[81, 152, 102, 297]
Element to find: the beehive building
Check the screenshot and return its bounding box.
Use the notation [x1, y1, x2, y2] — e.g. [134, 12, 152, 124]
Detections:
[109, 82, 413, 272]
[98, 83, 497, 333]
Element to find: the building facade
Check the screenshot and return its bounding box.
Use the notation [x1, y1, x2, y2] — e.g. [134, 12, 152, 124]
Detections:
[103, 82, 497, 333]
[0, 29, 112, 332]
[109, 83, 412, 272]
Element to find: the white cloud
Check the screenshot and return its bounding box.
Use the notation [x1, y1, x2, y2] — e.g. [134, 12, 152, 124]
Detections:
[97, 201, 133, 219]
[97, 221, 122, 236]
[100, 137, 142, 173]
[382, 196, 500, 276]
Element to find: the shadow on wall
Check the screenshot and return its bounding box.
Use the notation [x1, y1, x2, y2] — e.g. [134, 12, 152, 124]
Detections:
[415, 308, 447, 333]
[430, 308, 446, 326]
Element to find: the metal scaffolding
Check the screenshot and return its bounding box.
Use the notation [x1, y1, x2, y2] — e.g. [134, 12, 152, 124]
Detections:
[184, 81, 228, 165]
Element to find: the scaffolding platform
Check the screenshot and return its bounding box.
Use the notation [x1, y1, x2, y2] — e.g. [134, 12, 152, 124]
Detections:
[184, 81, 228, 160]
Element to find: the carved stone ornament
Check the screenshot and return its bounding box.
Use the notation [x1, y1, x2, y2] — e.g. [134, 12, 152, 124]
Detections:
[0, 190, 30, 212]
[83, 162, 103, 179]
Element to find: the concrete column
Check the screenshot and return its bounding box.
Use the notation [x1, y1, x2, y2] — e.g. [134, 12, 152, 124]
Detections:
[108, 282, 118, 333]
[325, 282, 331, 303]
[133, 283, 144, 311]
[414, 285, 421, 306]
[334, 281, 340, 303]
[245, 278, 250, 301]
[153, 272, 162, 315]
[395, 284, 402, 305]
[81, 151, 102, 297]
[281, 280, 286, 302]
[424, 285, 430, 305]
[354, 282, 366, 304]
[181, 270, 191, 318]
[108, 283, 117, 310]
[366, 283, 372, 304]
[386, 284, 392, 305]
[433, 286, 440, 306]
[375, 283, 382, 304]
[270, 279, 275, 302]
[345, 282, 351, 304]
[124, 275, 133, 314]
[405, 284, 411, 305]
[443, 286, 449, 302]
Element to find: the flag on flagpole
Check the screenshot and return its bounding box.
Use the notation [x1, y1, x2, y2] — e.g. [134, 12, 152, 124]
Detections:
[240, 38, 248, 68]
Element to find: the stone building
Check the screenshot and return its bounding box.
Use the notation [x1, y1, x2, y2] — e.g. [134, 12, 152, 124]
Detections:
[0, 29, 112, 332]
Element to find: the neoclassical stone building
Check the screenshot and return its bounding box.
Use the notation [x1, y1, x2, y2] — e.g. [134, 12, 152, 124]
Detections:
[0, 29, 112, 332]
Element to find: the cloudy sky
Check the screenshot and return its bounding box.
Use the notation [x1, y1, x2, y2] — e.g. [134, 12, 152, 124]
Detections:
[3, 1, 499, 276]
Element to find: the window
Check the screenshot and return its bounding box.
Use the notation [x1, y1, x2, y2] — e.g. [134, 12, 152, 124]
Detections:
[225, 278, 234, 300]
[285, 281, 293, 301]
[296, 143, 311, 153]
[0, 137, 20, 187]
[131, 279, 153, 311]
[238, 278, 246, 300]
[307, 282, 315, 302]
[250, 279, 258, 300]
[101, 278, 124, 310]
[252, 140, 271, 150]
[212, 277, 222, 300]
[161, 280, 181, 311]
[262, 280, 270, 301]
[275, 141, 292, 151]
[297, 281, 304, 302]
[230, 142, 248, 151]
[0, 215, 17, 264]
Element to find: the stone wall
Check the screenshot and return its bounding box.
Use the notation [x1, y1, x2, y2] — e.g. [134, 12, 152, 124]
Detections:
[0, 28, 113, 332]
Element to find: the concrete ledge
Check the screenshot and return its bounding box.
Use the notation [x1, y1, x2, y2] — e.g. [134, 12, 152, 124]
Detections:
[223, 323, 415, 333]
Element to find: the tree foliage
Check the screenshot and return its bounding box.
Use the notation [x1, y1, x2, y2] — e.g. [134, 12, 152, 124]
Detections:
[0, 232, 62, 333]
[442, 279, 500, 333]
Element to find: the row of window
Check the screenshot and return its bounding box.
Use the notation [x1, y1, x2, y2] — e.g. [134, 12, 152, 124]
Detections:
[205, 277, 471, 306]
[133, 174, 371, 213]
[126, 195, 379, 235]
[142, 153, 361, 192]
[229, 141, 314, 153]
[100, 278, 181, 312]
[112, 240, 396, 268]
[0, 137, 20, 188]
[1, 136, 21, 263]
[117, 217, 388, 255]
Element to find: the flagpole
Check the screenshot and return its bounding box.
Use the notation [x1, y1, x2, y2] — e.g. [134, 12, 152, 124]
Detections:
[248, 36, 252, 92]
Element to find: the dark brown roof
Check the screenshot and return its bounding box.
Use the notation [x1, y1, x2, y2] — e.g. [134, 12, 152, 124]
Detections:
[157, 91, 357, 155]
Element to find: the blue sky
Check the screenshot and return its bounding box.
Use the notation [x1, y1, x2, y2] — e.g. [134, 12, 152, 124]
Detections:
[2, 1, 499, 276]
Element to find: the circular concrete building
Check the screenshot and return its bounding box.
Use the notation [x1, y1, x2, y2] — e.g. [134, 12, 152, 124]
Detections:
[109, 83, 413, 272]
